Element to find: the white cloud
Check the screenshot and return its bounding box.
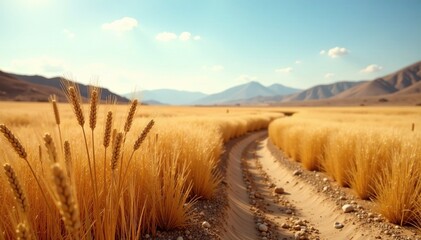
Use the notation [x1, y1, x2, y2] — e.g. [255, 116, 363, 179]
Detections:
[325, 73, 335, 79]
[327, 47, 349, 58]
[101, 17, 138, 33]
[62, 29, 75, 39]
[156, 32, 178, 42]
[361, 64, 383, 73]
[179, 32, 191, 41]
[295, 60, 302, 64]
[7, 56, 67, 77]
[275, 67, 293, 73]
[236, 74, 257, 82]
[193, 36, 201, 40]
[320, 50, 326, 55]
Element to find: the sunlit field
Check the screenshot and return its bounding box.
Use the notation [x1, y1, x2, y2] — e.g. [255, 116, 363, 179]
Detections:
[269, 107, 421, 228]
[0, 94, 282, 239]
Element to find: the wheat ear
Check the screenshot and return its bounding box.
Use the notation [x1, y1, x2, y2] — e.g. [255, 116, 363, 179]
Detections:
[67, 86, 85, 126]
[103, 111, 113, 148]
[110, 132, 123, 171]
[51, 163, 81, 234]
[64, 141, 72, 178]
[89, 89, 98, 130]
[0, 124, 27, 159]
[3, 164, 28, 213]
[43, 133, 58, 163]
[16, 223, 31, 240]
[124, 99, 138, 133]
[133, 119, 155, 151]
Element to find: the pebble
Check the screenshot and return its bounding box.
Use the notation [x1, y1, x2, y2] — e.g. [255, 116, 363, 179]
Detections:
[202, 221, 211, 228]
[338, 196, 346, 200]
[293, 170, 302, 176]
[281, 223, 289, 229]
[286, 209, 293, 214]
[334, 222, 344, 229]
[177, 237, 183, 240]
[323, 178, 329, 182]
[342, 204, 355, 213]
[322, 186, 328, 192]
[274, 187, 285, 194]
[258, 223, 268, 232]
[144, 234, 150, 239]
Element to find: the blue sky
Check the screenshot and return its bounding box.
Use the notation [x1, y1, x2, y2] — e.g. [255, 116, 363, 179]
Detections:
[1, 0, 420, 94]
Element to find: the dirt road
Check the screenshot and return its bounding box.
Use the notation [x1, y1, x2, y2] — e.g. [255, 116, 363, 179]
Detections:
[220, 131, 419, 240]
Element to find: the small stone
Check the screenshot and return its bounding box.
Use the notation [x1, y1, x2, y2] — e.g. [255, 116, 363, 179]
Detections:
[274, 187, 285, 194]
[258, 223, 268, 232]
[373, 217, 381, 222]
[339, 196, 346, 200]
[334, 222, 344, 229]
[269, 183, 276, 188]
[177, 237, 183, 240]
[322, 186, 328, 192]
[293, 225, 301, 230]
[293, 170, 302, 176]
[368, 213, 375, 218]
[144, 234, 150, 239]
[199, 211, 205, 216]
[342, 204, 355, 213]
[202, 221, 211, 228]
[185, 230, 190, 235]
[286, 209, 293, 214]
[281, 223, 289, 229]
[323, 178, 329, 182]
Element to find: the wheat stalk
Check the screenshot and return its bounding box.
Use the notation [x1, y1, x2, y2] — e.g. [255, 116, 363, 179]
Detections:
[43, 133, 58, 163]
[111, 132, 123, 171]
[3, 164, 28, 213]
[124, 99, 138, 133]
[50, 95, 63, 154]
[16, 223, 31, 240]
[0, 124, 51, 211]
[51, 163, 81, 235]
[103, 111, 113, 194]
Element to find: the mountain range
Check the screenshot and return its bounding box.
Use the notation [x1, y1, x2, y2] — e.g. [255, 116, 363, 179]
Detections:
[0, 71, 128, 102]
[1, 60, 420, 106]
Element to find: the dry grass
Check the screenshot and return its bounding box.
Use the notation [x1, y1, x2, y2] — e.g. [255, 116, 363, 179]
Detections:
[268, 108, 421, 227]
[0, 100, 281, 238]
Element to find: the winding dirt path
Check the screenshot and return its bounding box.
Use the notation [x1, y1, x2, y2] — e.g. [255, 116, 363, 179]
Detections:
[220, 131, 417, 240]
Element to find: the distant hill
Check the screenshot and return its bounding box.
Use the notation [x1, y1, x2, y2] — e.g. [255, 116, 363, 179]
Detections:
[10, 73, 129, 102]
[334, 61, 421, 99]
[284, 81, 364, 101]
[194, 81, 301, 105]
[0, 71, 64, 101]
[124, 89, 207, 105]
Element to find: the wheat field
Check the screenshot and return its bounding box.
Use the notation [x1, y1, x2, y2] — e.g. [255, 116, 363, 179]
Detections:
[0, 89, 282, 239]
[268, 107, 421, 228]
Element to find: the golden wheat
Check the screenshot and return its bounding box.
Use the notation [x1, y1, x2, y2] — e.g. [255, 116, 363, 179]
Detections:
[51, 163, 81, 234]
[3, 163, 28, 213]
